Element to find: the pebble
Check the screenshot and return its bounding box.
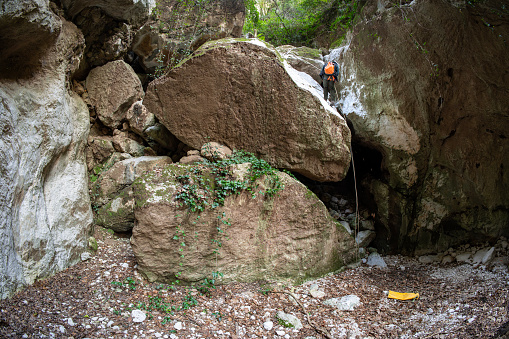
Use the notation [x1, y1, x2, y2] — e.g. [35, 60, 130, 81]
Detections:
[67, 318, 75, 326]
[276, 311, 303, 330]
[132, 309, 146, 323]
[455, 253, 472, 263]
[263, 321, 274, 331]
[482, 247, 495, 264]
[441, 255, 454, 264]
[309, 289, 326, 298]
[324, 295, 361, 311]
[174, 321, 183, 330]
[276, 330, 286, 336]
[367, 252, 387, 268]
[81, 252, 92, 261]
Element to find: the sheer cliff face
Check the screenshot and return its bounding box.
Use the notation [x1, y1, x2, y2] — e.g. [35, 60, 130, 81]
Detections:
[0, 2, 93, 298]
[337, 0, 509, 254]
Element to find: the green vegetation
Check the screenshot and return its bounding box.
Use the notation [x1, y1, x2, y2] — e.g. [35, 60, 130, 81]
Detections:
[169, 149, 286, 212]
[243, 0, 361, 47]
[111, 276, 137, 290]
[167, 150, 286, 284]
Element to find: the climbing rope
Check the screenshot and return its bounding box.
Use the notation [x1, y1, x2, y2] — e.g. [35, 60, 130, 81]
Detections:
[285, 52, 362, 260]
[334, 85, 361, 262]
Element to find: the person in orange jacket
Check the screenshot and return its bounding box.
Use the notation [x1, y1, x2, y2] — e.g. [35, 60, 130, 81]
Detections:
[319, 60, 339, 103]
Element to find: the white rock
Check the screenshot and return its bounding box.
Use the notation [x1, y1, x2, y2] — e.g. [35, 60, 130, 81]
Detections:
[309, 283, 319, 291]
[324, 295, 361, 311]
[131, 309, 146, 323]
[0, 47, 93, 299]
[355, 230, 376, 247]
[67, 318, 75, 326]
[276, 330, 286, 336]
[263, 320, 274, 331]
[418, 255, 439, 264]
[174, 321, 183, 330]
[367, 253, 387, 268]
[482, 247, 495, 264]
[339, 221, 352, 234]
[441, 255, 454, 264]
[81, 252, 92, 261]
[456, 253, 472, 263]
[473, 248, 490, 264]
[309, 289, 326, 298]
[276, 311, 303, 330]
[59, 325, 66, 333]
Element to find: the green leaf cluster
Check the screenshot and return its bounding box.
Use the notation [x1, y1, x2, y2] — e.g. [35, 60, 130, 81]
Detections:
[175, 150, 285, 212]
[243, 0, 361, 47]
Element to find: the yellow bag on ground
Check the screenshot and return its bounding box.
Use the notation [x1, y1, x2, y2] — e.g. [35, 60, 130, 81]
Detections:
[388, 291, 419, 301]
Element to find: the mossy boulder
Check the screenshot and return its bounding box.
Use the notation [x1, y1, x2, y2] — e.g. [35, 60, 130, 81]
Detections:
[130, 157, 357, 285]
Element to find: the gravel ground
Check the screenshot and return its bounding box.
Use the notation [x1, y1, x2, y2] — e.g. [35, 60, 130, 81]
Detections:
[1, 227, 508, 339]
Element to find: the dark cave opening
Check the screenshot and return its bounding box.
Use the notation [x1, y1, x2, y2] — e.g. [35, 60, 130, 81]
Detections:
[293, 134, 387, 251]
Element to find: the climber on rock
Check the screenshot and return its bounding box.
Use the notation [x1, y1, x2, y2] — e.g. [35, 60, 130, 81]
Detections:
[319, 59, 339, 104]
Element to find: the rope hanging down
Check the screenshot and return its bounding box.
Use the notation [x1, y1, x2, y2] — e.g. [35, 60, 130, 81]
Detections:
[334, 86, 361, 261]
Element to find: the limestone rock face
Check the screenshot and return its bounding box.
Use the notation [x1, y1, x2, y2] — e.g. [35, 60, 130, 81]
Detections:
[132, 0, 245, 74]
[277, 45, 324, 84]
[91, 156, 173, 232]
[131, 163, 356, 284]
[145, 39, 351, 182]
[86, 60, 144, 129]
[0, 19, 92, 298]
[61, 0, 155, 25]
[336, 1, 509, 254]
[0, 0, 62, 78]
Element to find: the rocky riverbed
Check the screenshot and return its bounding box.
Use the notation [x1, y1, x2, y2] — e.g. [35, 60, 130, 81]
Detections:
[1, 227, 508, 339]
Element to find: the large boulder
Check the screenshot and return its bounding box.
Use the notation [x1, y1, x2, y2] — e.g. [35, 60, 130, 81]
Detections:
[91, 156, 173, 232]
[0, 18, 92, 298]
[144, 38, 351, 182]
[86, 60, 144, 129]
[335, 0, 509, 254]
[131, 157, 356, 284]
